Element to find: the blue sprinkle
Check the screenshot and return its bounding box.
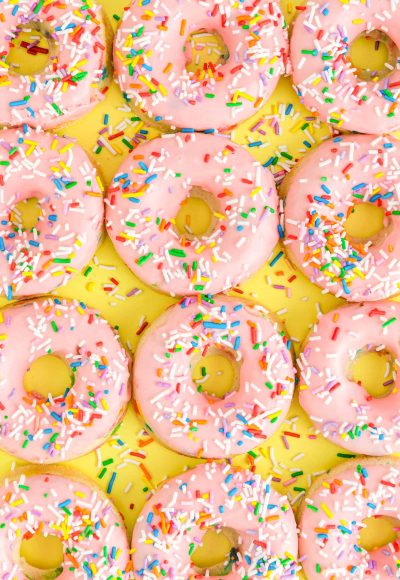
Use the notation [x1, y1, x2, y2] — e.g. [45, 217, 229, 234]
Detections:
[50, 412, 62, 422]
[203, 321, 227, 329]
[352, 183, 367, 191]
[58, 499, 71, 508]
[314, 196, 330, 204]
[269, 251, 283, 266]
[107, 472, 117, 494]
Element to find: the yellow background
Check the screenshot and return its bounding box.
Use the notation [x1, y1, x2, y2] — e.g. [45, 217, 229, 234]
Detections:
[2, 0, 398, 568]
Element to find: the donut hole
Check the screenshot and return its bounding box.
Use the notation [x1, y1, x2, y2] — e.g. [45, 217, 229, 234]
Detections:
[10, 197, 42, 232]
[349, 30, 398, 82]
[359, 516, 400, 552]
[174, 187, 219, 240]
[344, 203, 387, 244]
[184, 29, 229, 75]
[19, 533, 64, 577]
[6, 22, 54, 76]
[191, 527, 239, 576]
[24, 354, 73, 401]
[192, 348, 239, 399]
[348, 348, 396, 399]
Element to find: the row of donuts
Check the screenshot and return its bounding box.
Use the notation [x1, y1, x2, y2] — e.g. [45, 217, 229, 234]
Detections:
[2, 455, 399, 577]
[2, 0, 399, 134]
[1, 293, 398, 466]
[2, 126, 399, 303]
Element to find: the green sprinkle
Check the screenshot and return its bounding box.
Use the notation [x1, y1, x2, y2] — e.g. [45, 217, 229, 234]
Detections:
[51, 103, 63, 116]
[137, 252, 153, 265]
[168, 249, 186, 257]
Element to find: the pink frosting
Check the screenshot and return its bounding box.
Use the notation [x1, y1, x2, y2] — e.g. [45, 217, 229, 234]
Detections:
[0, 0, 108, 129]
[290, 0, 400, 134]
[114, 0, 288, 130]
[299, 301, 400, 456]
[0, 297, 131, 463]
[299, 459, 400, 578]
[133, 295, 295, 458]
[132, 462, 299, 579]
[284, 134, 400, 302]
[0, 469, 131, 578]
[106, 133, 279, 296]
[0, 127, 104, 299]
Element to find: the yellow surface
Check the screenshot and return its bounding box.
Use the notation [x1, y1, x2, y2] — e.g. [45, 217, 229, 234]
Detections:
[2, 0, 399, 572]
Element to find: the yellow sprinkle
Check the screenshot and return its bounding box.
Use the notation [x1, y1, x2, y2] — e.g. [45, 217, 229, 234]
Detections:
[59, 143, 75, 154]
[321, 503, 334, 518]
[180, 19, 186, 36]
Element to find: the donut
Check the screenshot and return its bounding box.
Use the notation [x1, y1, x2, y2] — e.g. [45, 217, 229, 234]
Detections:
[299, 457, 400, 578]
[113, 0, 288, 131]
[133, 295, 295, 458]
[282, 134, 400, 302]
[0, 466, 131, 578]
[0, 296, 131, 463]
[290, 0, 400, 134]
[132, 462, 299, 578]
[0, 126, 104, 300]
[106, 133, 279, 296]
[298, 301, 400, 456]
[0, 0, 110, 129]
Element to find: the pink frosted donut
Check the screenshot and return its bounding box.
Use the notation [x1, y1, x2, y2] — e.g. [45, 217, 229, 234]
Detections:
[283, 134, 400, 302]
[298, 301, 400, 456]
[0, 467, 131, 578]
[0, 126, 104, 300]
[132, 462, 299, 579]
[114, 0, 288, 130]
[106, 133, 279, 296]
[133, 295, 295, 458]
[0, 297, 131, 463]
[299, 457, 400, 578]
[0, 0, 109, 129]
[290, 0, 400, 134]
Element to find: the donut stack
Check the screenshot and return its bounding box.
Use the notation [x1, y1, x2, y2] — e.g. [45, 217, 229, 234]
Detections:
[0, 0, 399, 578]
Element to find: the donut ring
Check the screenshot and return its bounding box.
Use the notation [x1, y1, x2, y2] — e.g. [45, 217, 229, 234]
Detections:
[283, 134, 400, 302]
[0, 0, 110, 129]
[106, 133, 279, 297]
[132, 462, 299, 579]
[0, 297, 131, 463]
[133, 295, 295, 458]
[0, 126, 104, 300]
[298, 301, 400, 456]
[0, 465, 131, 578]
[114, 0, 288, 131]
[290, 0, 400, 134]
[299, 457, 400, 578]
